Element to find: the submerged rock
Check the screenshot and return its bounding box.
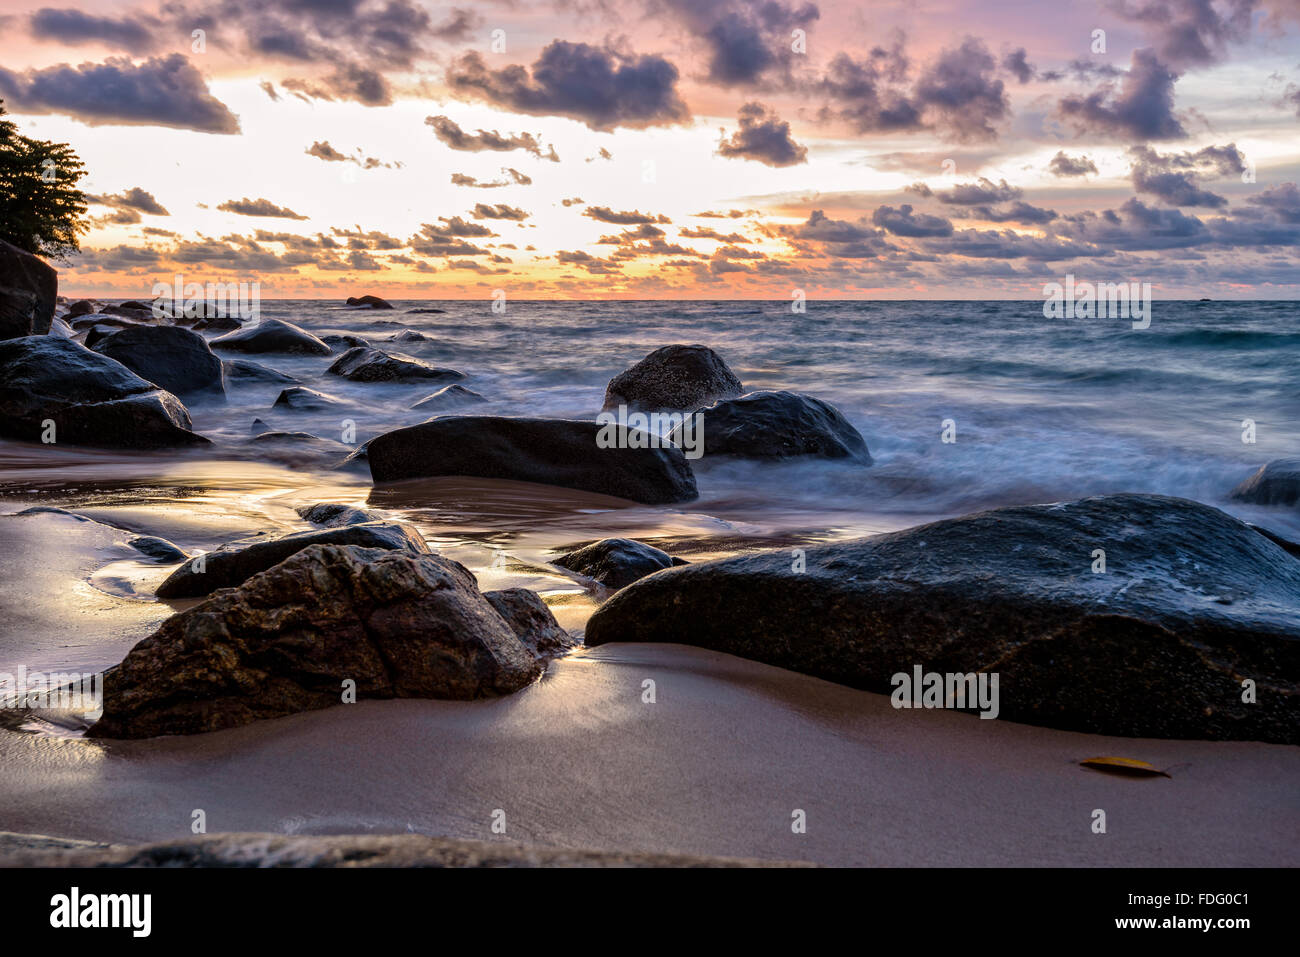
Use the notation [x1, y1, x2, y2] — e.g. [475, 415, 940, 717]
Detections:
[92, 325, 226, 398]
[154, 521, 428, 598]
[389, 329, 431, 342]
[273, 386, 345, 411]
[554, 538, 687, 590]
[586, 493, 1300, 743]
[411, 384, 486, 411]
[128, 536, 188, 563]
[603, 344, 743, 412]
[328, 346, 464, 384]
[366, 416, 698, 505]
[0, 337, 206, 448]
[89, 543, 544, 738]
[672, 390, 871, 462]
[191, 315, 242, 332]
[322, 333, 370, 353]
[210, 319, 330, 355]
[223, 359, 299, 385]
[345, 295, 394, 309]
[484, 588, 577, 660]
[0, 240, 57, 340]
[1230, 459, 1300, 507]
[296, 503, 380, 527]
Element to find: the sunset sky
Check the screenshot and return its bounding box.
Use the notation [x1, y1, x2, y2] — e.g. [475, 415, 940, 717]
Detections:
[1, 0, 1298, 298]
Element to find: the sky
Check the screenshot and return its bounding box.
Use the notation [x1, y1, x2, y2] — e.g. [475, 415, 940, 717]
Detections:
[0, 0, 1298, 299]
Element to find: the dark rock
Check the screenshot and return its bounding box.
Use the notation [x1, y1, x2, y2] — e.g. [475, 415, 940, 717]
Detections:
[484, 588, 577, 660]
[337, 440, 371, 473]
[296, 503, 380, 527]
[603, 344, 743, 412]
[0, 337, 206, 448]
[411, 384, 486, 411]
[119, 300, 151, 311]
[128, 536, 188, 563]
[92, 325, 225, 398]
[554, 538, 687, 590]
[101, 304, 153, 320]
[0, 239, 57, 340]
[367, 416, 699, 505]
[82, 324, 137, 350]
[250, 417, 269, 434]
[210, 319, 330, 355]
[672, 390, 871, 462]
[65, 300, 95, 318]
[1247, 524, 1300, 558]
[191, 315, 242, 332]
[322, 333, 370, 353]
[273, 386, 345, 411]
[222, 359, 299, 385]
[345, 295, 394, 309]
[327, 346, 464, 384]
[154, 521, 428, 599]
[70, 314, 134, 332]
[585, 493, 1300, 743]
[16, 505, 92, 521]
[406, 307, 446, 314]
[250, 431, 350, 452]
[89, 543, 541, 737]
[1230, 459, 1300, 507]
[389, 329, 431, 342]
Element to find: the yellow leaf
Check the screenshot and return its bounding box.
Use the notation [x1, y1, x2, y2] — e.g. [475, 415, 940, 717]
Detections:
[1080, 756, 1171, 778]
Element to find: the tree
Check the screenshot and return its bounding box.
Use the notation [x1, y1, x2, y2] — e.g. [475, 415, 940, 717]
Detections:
[0, 100, 88, 260]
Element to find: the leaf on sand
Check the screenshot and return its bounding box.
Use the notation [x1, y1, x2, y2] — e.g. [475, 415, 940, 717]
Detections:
[1080, 756, 1171, 778]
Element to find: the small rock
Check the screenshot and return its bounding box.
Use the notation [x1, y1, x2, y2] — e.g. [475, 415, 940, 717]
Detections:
[603, 344, 743, 412]
[554, 538, 687, 590]
[211, 319, 331, 355]
[328, 346, 464, 384]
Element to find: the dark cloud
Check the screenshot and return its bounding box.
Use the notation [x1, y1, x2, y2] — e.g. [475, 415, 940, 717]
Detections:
[1002, 48, 1035, 83]
[305, 140, 396, 168]
[218, 197, 309, 220]
[672, 0, 821, 87]
[1057, 48, 1186, 141]
[913, 38, 1009, 143]
[445, 41, 690, 131]
[424, 115, 558, 160]
[966, 201, 1058, 224]
[472, 203, 530, 221]
[817, 45, 921, 133]
[1049, 151, 1098, 177]
[451, 168, 533, 188]
[28, 8, 158, 51]
[1108, 0, 1257, 68]
[583, 206, 671, 225]
[1128, 143, 1244, 206]
[871, 203, 955, 237]
[0, 54, 239, 133]
[680, 226, 750, 242]
[89, 187, 170, 216]
[716, 102, 807, 167]
[283, 64, 391, 106]
[933, 177, 1022, 205]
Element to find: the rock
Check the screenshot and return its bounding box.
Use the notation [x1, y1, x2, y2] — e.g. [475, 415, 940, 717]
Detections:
[327, 346, 464, 384]
[101, 304, 153, 320]
[0, 239, 57, 340]
[48, 318, 74, 339]
[1248, 524, 1300, 558]
[554, 538, 687, 590]
[1230, 459, 1300, 507]
[222, 359, 299, 385]
[65, 300, 95, 318]
[585, 493, 1300, 743]
[128, 536, 188, 563]
[367, 416, 699, 505]
[250, 417, 269, 434]
[191, 315, 242, 332]
[119, 300, 151, 311]
[16, 505, 92, 521]
[82, 324, 133, 350]
[389, 329, 431, 342]
[337, 440, 371, 473]
[210, 319, 331, 355]
[322, 333, 370, 353]
[92, 325, 225, 398]
[273, 386, 345, 411]
[296, 503, 380, 527]
[483, 588, 577, 660]
[407, 307, 447, 314]
[603, 344, 743, 412]
[0, 337, 206, 448]
[70, 314, 135, 332]
[154, 521, 428, 599]
[411, 384, 486, 411]
[345, 295, 394, 309]
[672, 390, 871, 462]
[89, 543, 542, 737]
[250, 431, 350, 452]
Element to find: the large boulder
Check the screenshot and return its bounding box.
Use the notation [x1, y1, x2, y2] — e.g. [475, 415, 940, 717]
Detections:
[366, 416, 699, 505]
[585, 494, 1300, 743]
[328, 346, 464, 384]
[0, 239, 57, 340]
[155, 521, 428, 598]
[88, 544, 546, 738]
[210, 319, 330, 355]
[345, 295, 393, 309]
[603, 344, 743, 412]
[483, 588, 577, 660]
[0, 336, 206, 448]
[672, 390, 871, 462]
[92, 325, 225, 398]
[554, 538, 687, 590]
[1230, 459, 1300, 507]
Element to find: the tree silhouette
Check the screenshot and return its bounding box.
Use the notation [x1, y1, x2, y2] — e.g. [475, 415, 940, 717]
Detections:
[0, 100, 88, 260]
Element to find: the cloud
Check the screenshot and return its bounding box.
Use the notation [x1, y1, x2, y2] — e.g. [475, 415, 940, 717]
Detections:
[305, 140, 396, 169]
[1049, 151, 1098, 177]
[89, 187, 170, 216]
[282, 64, 391, 106]
[1002, 48, 1035, 83]
[471, 203, 530, 221]
[583, 206, 671, 225]
[1108, 0, 1258, 68]
[452, 168, 533, 188]
[912, 38, 1009, 143]
[1127, 143, 1244, 206]
[932, 177, 1022, 205]
[966, 201, 1058, 224]
[218, 197, 309, 220]
[1057, 48, 1186, 141]
[717, 102, 807, 166]
[425, 115, 558, 160]
[871, 203, 954, 237]
[445, 41, 690, 130]
[690, 0, 821, 87]
[28, 8, 158, 51]
[0, 54, 239, 133]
